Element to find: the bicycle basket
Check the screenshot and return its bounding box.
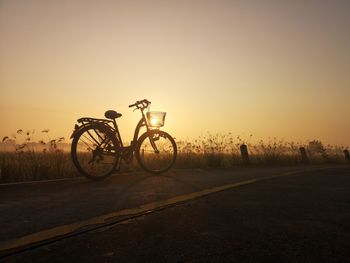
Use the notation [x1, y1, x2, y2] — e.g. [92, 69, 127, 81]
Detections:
[146, 111, 166, 127]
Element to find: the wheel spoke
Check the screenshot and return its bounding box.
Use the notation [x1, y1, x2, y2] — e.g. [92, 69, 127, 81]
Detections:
[78, 138, 95, 151]
[85, 129, 102, 146]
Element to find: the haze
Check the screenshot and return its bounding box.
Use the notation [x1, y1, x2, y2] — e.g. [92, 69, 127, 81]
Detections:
[1, 0, 349, 145]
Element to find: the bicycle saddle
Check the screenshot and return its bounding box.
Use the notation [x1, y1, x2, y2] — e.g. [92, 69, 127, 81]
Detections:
[105, 110, 122, 119]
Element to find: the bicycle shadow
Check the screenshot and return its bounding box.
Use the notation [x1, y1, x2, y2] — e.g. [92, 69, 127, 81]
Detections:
[106, 170, 219, 214]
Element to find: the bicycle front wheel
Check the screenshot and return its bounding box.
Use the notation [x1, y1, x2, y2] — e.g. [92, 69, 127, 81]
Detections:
[136, 130, 177, 174]
[71, 124, 120, 180]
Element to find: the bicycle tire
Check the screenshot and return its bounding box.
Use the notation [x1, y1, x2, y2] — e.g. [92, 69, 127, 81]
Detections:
[136, 130, 177, 174]
[71, 124, 120, 181]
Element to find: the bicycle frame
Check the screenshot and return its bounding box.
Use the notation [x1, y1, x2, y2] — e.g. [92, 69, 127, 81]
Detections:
[71, 102, 156, 163]
[113, 107, 151, 145]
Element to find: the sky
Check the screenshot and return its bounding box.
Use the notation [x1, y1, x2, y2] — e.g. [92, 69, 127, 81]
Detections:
[1, 0, 349, 145]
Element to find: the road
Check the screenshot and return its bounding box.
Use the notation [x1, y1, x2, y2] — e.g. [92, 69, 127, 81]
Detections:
[1, 165, 349, 262]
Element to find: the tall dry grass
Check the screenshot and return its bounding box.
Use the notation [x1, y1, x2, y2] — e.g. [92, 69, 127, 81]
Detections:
[175, 134, 348, 168]
[0, 151, 78, 182]
[0, 129, 78, 182]
[0, 131, 348, 183]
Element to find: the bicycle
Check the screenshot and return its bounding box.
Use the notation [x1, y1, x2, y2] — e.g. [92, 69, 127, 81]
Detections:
[70, 99, 177, 180]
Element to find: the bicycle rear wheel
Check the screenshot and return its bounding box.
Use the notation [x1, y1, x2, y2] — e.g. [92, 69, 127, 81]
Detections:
[136, 130, 177, 174]
[71, 124, 120, 180]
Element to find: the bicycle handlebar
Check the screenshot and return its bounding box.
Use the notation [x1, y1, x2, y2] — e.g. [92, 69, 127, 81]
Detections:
[128, 99, 151, 109]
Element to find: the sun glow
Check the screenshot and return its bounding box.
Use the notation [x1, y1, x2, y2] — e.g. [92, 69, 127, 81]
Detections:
[150, 118, 158, 127]
[0, 1, 349, 145]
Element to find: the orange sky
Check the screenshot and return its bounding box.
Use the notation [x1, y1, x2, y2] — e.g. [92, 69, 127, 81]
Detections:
[1, 0, 349, 146]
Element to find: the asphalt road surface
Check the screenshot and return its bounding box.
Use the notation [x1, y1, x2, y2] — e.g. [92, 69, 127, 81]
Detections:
[1, 165, 349, 262]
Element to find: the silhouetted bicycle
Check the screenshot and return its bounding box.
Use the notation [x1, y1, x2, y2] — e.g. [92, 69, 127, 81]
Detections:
[71, 99, 177, 180]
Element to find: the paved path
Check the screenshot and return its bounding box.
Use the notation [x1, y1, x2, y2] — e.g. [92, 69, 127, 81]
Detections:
[1, 165, 349, 261]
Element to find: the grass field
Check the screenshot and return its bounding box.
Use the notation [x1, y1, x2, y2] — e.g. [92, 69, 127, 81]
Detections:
[0, 132, 348, 183]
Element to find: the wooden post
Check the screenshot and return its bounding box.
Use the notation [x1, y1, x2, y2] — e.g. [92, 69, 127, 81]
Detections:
[240, 144, 250, 164]
[299, 147, 309, 164]
[344, 149, 350, 164]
